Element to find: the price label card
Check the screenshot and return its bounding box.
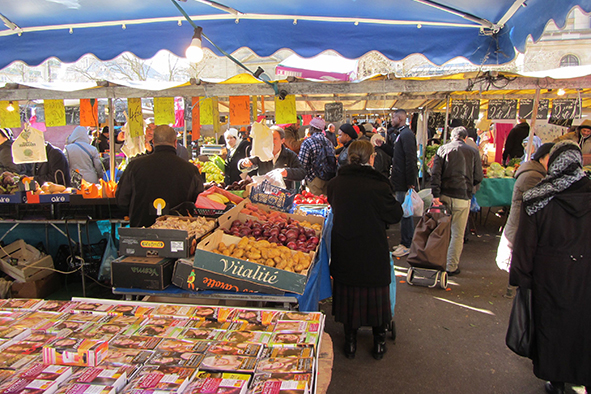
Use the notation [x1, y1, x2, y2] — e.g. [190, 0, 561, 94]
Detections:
[44, 100, 66, 127]
[80, 99, 98, 127]
[275, 95, 297, 124]
[325, 102, 343, 123]
[551, 99, 579, 119]
[200, 97, 215, 125]
[487, 99, 517, 120]
[519, 98, 549, 120]
[154, 97, 175, 125]
[127, 98, 143, 138]
[451, 99, 480, 120]
[229, 96, 250, 126]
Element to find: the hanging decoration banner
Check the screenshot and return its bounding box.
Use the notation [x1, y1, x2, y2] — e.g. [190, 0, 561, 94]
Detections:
[127, 98, 143, 138]
[274, 95, 297, 124]
[153, 97, 175, 125]
[0, 101, 21, 129]
[200, 97, 214, 125]
[229, 96, 250, 126]
[44, 99, 66, 127]
[79, 99, 98, 127]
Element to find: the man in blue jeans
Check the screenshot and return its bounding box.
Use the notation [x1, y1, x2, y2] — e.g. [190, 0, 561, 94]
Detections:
[389, 109, 418, 257]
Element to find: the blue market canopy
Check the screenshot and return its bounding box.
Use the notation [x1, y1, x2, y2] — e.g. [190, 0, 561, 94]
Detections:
[0, 0, 590, 70]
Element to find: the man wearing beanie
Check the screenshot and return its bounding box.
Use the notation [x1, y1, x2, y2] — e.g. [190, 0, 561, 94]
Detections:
[337, 123, 358, 167]
[298, 116, 337, 195]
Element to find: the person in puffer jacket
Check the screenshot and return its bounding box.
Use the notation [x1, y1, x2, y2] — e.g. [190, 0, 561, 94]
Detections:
[64, 126, 104, 184]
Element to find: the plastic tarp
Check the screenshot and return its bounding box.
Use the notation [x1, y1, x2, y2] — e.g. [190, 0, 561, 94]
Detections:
[1, 1, 590, 69]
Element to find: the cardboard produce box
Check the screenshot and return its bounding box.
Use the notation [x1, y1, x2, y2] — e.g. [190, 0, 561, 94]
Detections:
[118, 216, 215, 258]
[194, 230, 316, 295]
[11, 272, 62, 299]
[111, 256, 175, 290]
[0, 239, 54, 283]
[173, 258, 284, 295]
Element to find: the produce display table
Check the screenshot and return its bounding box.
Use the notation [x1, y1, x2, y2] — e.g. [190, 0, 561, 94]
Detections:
[474, 178, 516, 207]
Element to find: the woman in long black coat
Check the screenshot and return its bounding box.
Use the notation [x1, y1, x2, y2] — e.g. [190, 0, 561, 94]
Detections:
[327, 140, 402, 360]
[510, 141, 591, 394]
[223, 128, 250, 186]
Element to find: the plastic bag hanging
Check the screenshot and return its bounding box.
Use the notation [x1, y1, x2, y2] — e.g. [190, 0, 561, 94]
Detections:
[12, 123, 48, 164]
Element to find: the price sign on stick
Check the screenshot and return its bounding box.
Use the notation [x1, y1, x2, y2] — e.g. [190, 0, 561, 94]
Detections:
[487, 99, 517, 120]
[275, 95, 297, 124]
[519, 99, 549, 120]
[551, 99, 579, 119]
[229, 96, 250, 126]
[153, 198, 166, 216]
[154, 97, 175, 125]
[450, 100, 480, 120]
[325, 103, 343, 123]
[127, 98, 143, 138]
[44, 100, 66, 127]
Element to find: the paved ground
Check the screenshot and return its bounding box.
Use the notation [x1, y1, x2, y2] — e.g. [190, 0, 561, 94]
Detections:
[321, 210, 587, 394]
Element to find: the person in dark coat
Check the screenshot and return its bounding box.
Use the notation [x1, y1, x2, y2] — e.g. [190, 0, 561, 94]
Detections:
[116, 125, 204, 227]
[223, 128, 250, 186]
[502, 119, 530, 165]
[510, 140, 591, 394]
[328, 140, 403, 361]
[137, 120, 190, 161]
[0, 128, 24, 174]
[238, 126, 304, 190]
[371, 133, 391, 178]
[32, 143, 71, 187]
[336, 123, 358, 168]
[324, 124, 338, 147]
[390, 109, 418, 257]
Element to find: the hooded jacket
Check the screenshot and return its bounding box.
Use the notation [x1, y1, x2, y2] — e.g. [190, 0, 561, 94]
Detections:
[555, 129, 591, 154]
[64, 126, 104, 184]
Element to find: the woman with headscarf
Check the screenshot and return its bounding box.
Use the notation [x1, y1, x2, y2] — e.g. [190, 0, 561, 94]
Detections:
[64, 126, 104, 184]
[509, 141, 591, 394]
[328, 140, 403, 361]
[223, 128, 250, 186]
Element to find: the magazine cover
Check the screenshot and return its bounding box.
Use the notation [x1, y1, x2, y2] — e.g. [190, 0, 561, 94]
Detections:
[260, 346, 314, 359]
[250, 372, 312, 394]
[190, 307, 217, 321]
[108, 305, 153, 317]
[151, 305, 196, 319]
[3, 341, 45, 355]
[199, 355, 257, 374]
[66, 366, 128, 391]
[10, 315, 57, 332]
[53, 383, 116, 394]
[255, 358, 314, 374]
[139, 317, 190, 329]
[89, 322, 137, 336]
[17, 363, 73, 383]
[146, 351, 204, 368]
[230, 310, 281, 326]
[276, 312, 322, 323]
[155, 338, 209, 353]
[189, 320, 230, 331]
[0, 326, 29, 340]
[23, 331, 57, 344]
[72, 303, 114, 314]
[183, 376, 249, 394]
[227, 322, 274, 333]
[99, 315, 147, 327]
[99, 349, 154, 367]
[63, 313, 104, 323]
[0, 370, 15, 385]
[221, 331, 272, 345]
[126, 365, 197, 392]
[35, 301, 76, 313]
[267, 332, 319, 348]
[205, 342, 262, 357]
[45, 321, 95, 337]
[109, 336, 162, 351]
[0, 352, 39, 370]
[273, 321, 320, 334]
[1, 299, 43, 310]
[42, 337, 109, 367]
[179, 328, 224, 342]
[133, 324, 184, 339]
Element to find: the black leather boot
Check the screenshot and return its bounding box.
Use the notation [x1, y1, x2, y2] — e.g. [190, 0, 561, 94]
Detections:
[343, 325, 357, 359]
[372, 324, 387, 360]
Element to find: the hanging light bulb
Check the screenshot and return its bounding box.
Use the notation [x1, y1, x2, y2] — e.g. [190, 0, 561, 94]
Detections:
[185, 27, 204, 63]
[557, 88, 566, 96]
[6, 101, 14, 112]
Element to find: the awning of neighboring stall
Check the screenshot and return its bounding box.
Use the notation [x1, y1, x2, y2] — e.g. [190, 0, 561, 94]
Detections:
[276, 54, 358, 82]
[1, 1, 590, 71]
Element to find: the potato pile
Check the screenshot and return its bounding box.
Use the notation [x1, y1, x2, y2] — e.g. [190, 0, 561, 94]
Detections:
[212, 237, 313, 273]
[150, 216, 216, 239]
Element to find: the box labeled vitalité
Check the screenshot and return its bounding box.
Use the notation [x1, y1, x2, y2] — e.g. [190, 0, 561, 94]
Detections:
[111, 256, 175, 290]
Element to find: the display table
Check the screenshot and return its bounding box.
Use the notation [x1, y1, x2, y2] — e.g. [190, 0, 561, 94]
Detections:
[474, 178, 516, 207]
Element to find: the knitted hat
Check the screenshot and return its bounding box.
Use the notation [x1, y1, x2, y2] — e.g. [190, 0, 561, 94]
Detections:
[309, 117, 325, 131]
[532, 143, 554, 161]
[339, 123, 358, 140]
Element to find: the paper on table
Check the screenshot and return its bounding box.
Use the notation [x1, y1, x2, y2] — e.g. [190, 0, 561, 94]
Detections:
[251, 121, 274, 162]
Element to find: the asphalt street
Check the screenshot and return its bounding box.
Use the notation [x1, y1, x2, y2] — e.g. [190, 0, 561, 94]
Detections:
[321, 210, 587, 394]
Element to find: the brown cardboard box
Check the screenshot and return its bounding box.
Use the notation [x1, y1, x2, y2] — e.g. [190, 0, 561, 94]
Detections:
[11, 272, 61, 298]
[0, 239, 54, 283]
[111, 255, 175, 290]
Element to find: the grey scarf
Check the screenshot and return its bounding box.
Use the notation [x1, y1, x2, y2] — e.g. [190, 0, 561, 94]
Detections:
[522, 141, 585, 216]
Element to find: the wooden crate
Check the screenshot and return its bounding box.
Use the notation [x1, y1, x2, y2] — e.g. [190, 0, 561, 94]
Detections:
[0, 239, 54, 283]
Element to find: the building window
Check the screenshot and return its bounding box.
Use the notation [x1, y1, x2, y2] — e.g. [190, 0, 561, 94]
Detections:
[560, 54, 580, 68]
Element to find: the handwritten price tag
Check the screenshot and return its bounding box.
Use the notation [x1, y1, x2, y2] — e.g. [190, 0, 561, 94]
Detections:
[0, 101, 21, 128]
[200, 97, 214, 125]
[79, 99, 98, 127]
[44, 100, 66, 127]
[274, 95, 297, 124]
[127, 98, 143, 138]
[229, 96, 250, 125]
[153, 97, 175, 125]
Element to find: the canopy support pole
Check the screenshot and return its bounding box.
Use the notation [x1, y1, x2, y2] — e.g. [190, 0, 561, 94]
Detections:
[523, 88, 540, 162]
[108, 98, 115, 182]
[443, 95, 450, 143]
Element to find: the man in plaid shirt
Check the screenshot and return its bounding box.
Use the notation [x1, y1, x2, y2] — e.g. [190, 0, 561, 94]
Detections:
[298, 117, 335, 196]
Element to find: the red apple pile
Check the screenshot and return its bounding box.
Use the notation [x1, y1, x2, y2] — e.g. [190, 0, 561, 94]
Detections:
[223, 218, 320, 254]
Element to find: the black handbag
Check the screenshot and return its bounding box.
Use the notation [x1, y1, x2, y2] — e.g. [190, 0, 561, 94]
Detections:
[505, 287, 534, 358]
